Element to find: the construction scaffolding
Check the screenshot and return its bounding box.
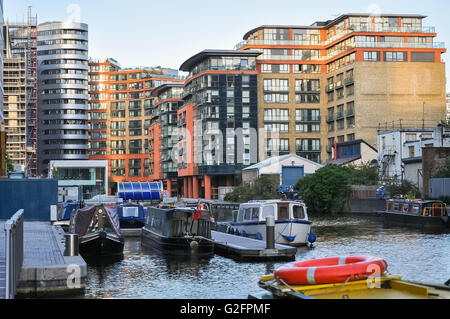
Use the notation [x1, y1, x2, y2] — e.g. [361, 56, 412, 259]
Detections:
[3, 7, 38, 177]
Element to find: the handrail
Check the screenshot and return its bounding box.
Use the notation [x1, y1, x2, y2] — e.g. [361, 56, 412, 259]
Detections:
[4, 209, 24, 299]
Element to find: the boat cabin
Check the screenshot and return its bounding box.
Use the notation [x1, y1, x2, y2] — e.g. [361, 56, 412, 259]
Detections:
[236, 200, 307, 223]
[145, 206, 212, 239]
[386, 199, 447, 217]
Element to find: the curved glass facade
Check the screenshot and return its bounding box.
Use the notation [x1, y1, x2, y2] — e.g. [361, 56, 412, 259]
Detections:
[37, 22, 89, 176]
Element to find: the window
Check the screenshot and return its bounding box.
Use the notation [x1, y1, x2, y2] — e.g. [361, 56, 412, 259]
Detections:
[385, 51, 406, 62]
[251, 208, 259, 220]
[262, 206, 275, 219]
[364, 51, 379, 61]
[264, 93, 288, 103]
[263, 79, 289, 91]
[244, 208, 251, 220]
[277, 204, 289, 220]
[408, 146, 415, 158]
[293, 205, 305, 219]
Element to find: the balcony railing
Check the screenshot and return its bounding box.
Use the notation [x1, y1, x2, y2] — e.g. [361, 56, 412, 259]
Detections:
[326, 114, 335, 122]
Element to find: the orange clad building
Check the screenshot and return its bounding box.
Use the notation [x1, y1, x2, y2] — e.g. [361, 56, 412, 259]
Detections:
[87, 59, 184, 194]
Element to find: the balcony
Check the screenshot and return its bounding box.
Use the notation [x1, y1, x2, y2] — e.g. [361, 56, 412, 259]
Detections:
[295, 116, 321, 123]
[344, 77, 354, 86]
[326, 114, 335, 122]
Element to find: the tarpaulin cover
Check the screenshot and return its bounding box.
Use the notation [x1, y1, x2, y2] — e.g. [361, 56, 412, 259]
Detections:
[73, 205, 121, 236]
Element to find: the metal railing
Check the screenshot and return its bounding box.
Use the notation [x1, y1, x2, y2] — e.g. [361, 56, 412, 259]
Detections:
[4, 209, 24, 299]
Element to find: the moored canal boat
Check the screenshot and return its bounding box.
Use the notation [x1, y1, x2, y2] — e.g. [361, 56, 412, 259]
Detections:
[229, 200, 313, 246]
[377, 199, 449, 231]
[251, 256, 450, 299]
[69, 204, 124, 257]
[141, 205, 214, 256]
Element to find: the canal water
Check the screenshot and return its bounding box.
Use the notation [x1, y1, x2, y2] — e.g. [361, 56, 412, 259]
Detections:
[84, 215, 450, 299]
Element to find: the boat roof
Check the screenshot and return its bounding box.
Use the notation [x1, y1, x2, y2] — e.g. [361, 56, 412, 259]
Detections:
[241, 199, 305, 205]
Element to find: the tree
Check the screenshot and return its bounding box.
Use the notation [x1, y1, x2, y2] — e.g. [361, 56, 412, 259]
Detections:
[6, 154, 14, 173]
[224, 175, 279, 203]
[433, 158, 450, 178]
[347, 161, 379, 185]
[295, 164, 352, 216]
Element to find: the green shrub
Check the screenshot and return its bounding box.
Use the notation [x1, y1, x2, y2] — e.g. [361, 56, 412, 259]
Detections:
[224, 174, 279, 203]
[295, 164, 352, 216]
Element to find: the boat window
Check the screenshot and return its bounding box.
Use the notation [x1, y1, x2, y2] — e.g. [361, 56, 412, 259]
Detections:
[412, 205, 420, 214]
[262, 206, 275, 219]
[393, 203, 399, 211]
[293, 205, 305, 219]
[237, 209, 245, 222]
[278, 204, 289, 220]
[244, 208, 252, 221]
[251, 207, 260, 220]
[403, 204, 409, 213]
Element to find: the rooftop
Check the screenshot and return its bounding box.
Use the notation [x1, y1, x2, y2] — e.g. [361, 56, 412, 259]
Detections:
[180, 49, 262, 72]
[242, 13, 428, 39]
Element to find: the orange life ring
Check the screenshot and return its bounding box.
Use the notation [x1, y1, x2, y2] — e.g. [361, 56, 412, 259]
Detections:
[275, 256, 388, 285]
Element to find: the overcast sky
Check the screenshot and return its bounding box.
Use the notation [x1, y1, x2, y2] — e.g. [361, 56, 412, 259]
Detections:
[4, 0, 450, 91]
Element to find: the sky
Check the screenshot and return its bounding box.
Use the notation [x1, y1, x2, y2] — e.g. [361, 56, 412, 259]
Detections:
[4, 0, 450, 91]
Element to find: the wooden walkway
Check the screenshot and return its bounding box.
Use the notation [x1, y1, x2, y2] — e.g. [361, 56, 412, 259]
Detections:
[211, 230, 297, 261]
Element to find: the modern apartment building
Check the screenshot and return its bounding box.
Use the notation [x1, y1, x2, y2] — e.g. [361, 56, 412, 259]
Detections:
[149, 83, 184, 196]
[3, 13, 38, 177]
[87, 59, 184, 192]
[178, 50, 260, 199]
[446, 92, 450, 120]
[236, 14, 447, 164]
[0, 0, 6, 177]
[37, 21, 89, 176]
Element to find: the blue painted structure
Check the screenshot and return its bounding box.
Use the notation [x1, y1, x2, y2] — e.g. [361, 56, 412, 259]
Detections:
[117, 203, 147, 227]
[279, 165, 304, 193]
[58, 201, 80, 221]
[117, 182, 163, 202]
[0, 179, 58, 221]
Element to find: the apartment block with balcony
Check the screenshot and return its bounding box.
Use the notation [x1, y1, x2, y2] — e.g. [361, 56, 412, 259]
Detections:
[87, 58, 185, 193]
[179, 50, 260, 199]
[149, 83, 184, 197]
[0, 0, 5, 177]
[236, 14, 447, 164]
[37, 21, 89, 176]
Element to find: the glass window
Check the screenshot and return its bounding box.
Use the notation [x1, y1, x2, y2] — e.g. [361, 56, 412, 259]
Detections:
[278, 205, 289, 220]
[293, 205, 305, 219]
[251, 208, 260, 220]
[244, 208, 251, 220]
[262, 206, 275, 219]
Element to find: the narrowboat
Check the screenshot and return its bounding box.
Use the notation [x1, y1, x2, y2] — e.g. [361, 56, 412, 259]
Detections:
[250, 256, 450, 299]
[229, 200, 313, 246]
[69, 204, 124, 257]
[117, 203, 147, 228]
[141, 205, 214, 256]
[377, 199, 449, 231]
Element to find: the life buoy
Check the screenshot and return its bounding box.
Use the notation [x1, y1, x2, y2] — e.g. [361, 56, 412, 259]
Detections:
[275, 256, 388, 285]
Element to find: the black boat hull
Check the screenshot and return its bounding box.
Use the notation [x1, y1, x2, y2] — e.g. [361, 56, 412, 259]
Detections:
[141, 227, 214, 257]
[79, 234, 125, 257]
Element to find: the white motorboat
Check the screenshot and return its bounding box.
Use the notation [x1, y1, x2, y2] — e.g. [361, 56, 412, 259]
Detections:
[229, 200, 313, 246]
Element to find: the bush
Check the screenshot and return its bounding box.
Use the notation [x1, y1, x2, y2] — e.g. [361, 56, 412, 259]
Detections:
[347, 162, 379, 186]
[386, 180, 421, 199]
[224, 175, 279, 203]
[433, 158, 450, 178]
[295, 164, 352, 216]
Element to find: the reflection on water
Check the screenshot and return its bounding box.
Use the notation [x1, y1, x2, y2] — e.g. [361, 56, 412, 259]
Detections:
[85, 216, 450, 299]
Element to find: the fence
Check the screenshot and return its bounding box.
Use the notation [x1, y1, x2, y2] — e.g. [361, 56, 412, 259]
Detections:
[429, 178, 450, 198]
[4, 209, 24, 299]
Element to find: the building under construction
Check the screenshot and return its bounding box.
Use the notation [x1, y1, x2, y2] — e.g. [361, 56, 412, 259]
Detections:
[2, 8, 38, 177]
